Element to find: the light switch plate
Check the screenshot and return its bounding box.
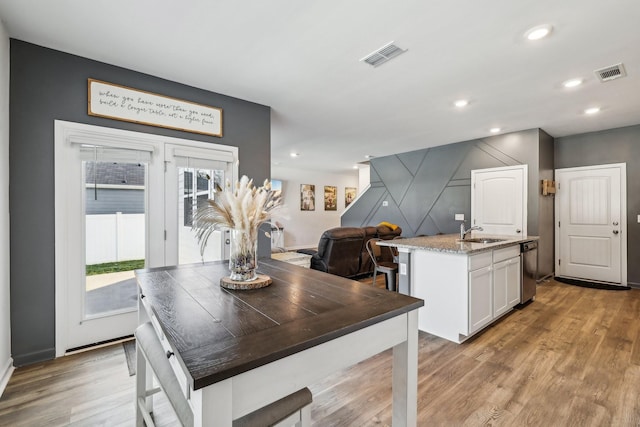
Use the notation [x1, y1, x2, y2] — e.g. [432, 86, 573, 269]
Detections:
[455, 213, 464, 221]
[637, 214, 640, 223]
[399, 263, 407, 275]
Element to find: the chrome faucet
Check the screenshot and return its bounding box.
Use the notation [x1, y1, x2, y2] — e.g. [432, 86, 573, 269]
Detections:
[460, 223, 483, 240]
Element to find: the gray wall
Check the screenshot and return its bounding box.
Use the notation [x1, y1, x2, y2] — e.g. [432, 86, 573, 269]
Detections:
[342, 128, 554, 277]
[10, 40, 271, 365]
[555, 124, 640, 285]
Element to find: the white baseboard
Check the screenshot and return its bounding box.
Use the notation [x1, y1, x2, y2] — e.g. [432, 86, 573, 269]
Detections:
[0, 357, 14, 397]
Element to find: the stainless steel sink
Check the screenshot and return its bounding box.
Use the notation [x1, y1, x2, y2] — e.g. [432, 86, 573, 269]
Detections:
[458, 238, 507, 244]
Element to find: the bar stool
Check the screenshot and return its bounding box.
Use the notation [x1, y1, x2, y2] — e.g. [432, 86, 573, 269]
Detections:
[366, 238, 399, 291]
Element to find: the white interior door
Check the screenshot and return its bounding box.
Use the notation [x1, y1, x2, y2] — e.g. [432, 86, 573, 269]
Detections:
[55, 121, 237, 355]
[555, 164, 626, 285]
[471, 165, 527, 236]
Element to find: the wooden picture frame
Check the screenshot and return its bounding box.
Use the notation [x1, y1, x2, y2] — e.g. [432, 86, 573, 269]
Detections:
[88, 79, 223, 137]
[300, 184, 315, 211]
[345, 187, 357, 207]
[324, 186, 337, 211]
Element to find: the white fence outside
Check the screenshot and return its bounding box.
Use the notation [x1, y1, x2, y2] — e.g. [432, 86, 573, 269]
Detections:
[86, 213, 145, 265]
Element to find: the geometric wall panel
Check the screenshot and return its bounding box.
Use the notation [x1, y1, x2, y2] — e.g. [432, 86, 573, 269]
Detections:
[342, 130, 539, 237]
[371, 156, 414, 206]
[397, 150, 427, 176]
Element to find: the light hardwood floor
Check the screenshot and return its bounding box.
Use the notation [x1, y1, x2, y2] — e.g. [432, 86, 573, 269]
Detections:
[1, 278, 640, 426]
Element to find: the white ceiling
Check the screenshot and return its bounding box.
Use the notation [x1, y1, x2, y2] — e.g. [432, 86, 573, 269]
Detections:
[1, 0, 640, 173]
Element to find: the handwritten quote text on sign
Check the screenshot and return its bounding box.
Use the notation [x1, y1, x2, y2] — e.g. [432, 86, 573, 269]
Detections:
[88, 79, 223, 137]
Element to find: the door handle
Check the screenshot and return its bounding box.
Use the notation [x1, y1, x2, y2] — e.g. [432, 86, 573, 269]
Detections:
[613, 221, 619, 226]
[516, 229, 521, 234]
[613, 230, 619, 235]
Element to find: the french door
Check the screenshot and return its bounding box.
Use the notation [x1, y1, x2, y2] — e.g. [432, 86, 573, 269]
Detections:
[55, 121, 236, 355]
[555, 163, 627, 285]
[164, 144, 232, 265]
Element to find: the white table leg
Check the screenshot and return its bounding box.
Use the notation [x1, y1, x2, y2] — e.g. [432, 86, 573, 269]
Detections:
[392, 309, 418, 426]
[136, 298, 154, 426]
[190, 378, 233, 426]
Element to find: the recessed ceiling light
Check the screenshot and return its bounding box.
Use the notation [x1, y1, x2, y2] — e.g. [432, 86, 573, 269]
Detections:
[489, 127, 501, 134]
[524, 24, 553, 41]
[454, 99, 469, 108]
[290, 152, 299, 158]
[563, 78, 583, 88]
[353, 165, 359, 169]
[584, 107, 600, 115]
[364, 154, 374, 159]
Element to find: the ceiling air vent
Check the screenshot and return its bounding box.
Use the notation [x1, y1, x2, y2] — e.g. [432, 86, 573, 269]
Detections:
[594, 63, 627, 82]
[360, 42, 407, 67]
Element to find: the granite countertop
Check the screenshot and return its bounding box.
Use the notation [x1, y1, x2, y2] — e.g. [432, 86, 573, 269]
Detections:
[377, 233, 539, 255]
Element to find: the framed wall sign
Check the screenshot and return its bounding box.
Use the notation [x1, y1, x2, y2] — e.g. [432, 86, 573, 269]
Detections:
[88, 79, 223, 137]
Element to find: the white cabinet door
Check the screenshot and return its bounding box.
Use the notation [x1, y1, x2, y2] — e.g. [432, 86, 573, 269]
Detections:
[471, 165, 527, 236]
[492, 259, 509, 317]
[468, 266, 493, 334]
[493, 256, 521, 317]
[506, 256, 521, 308]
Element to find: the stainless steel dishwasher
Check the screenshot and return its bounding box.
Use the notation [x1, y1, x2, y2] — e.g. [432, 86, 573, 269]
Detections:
[520, 240, 538, 303]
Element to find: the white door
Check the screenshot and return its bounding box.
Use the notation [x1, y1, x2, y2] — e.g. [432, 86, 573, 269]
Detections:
[471, 165, 527, 236]
[55, 121, 237, 355]
[55, 131, 163, 352]
[164, 144, 234, 265]
[555, 164, 627, 285]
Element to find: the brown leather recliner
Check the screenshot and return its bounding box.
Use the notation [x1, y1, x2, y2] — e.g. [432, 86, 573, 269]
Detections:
[309, 225, 402, 278]
[310, 227, 366, 278]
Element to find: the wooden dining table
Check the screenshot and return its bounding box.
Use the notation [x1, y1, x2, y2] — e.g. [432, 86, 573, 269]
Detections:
[136, 257, 423, 426]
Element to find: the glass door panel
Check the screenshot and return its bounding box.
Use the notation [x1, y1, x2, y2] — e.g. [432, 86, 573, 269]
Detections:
[178, 167, 225, 264]
[83, 160, 146, 319]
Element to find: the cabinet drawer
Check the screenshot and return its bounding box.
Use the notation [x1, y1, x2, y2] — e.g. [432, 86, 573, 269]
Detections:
[493, 245, 520, 263]
[469, 251, 492, 271]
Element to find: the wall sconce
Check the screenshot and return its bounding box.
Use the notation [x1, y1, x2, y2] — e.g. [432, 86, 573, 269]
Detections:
[541, 179, 556, 196]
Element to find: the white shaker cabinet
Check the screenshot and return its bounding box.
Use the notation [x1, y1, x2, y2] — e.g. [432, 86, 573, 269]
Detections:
[413, 243, 522, 343]
[492, 245, 521, 318]
[468, 265, 493, 335]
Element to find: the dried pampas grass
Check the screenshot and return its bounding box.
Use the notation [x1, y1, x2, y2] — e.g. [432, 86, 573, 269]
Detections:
[193, 175, 283, 256]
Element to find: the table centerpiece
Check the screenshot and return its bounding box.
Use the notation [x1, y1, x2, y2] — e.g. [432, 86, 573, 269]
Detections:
[194, 175, 283, 288]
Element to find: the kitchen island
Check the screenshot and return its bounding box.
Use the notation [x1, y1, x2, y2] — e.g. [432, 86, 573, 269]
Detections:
[379, 233, 538, 343]
[136, 258, 423, 425]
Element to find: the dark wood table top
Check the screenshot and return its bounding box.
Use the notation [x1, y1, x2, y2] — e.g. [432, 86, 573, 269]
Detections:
[136, 258, 424, 390]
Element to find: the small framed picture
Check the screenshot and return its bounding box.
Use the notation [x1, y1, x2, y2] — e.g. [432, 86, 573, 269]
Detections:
[345, 187, 357, 207]
[300, 184, 315, 211]
[324, 186, 337, 211]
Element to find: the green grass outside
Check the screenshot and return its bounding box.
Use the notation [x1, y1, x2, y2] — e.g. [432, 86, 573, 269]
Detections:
[86, 259, 145, 276]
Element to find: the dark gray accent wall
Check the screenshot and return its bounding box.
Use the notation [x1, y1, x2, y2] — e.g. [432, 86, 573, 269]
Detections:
[555, 124, 640, 285]
[342, 128, 554, 277]
[10, 40, 271, 365]
[538, 130, 555, 279]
